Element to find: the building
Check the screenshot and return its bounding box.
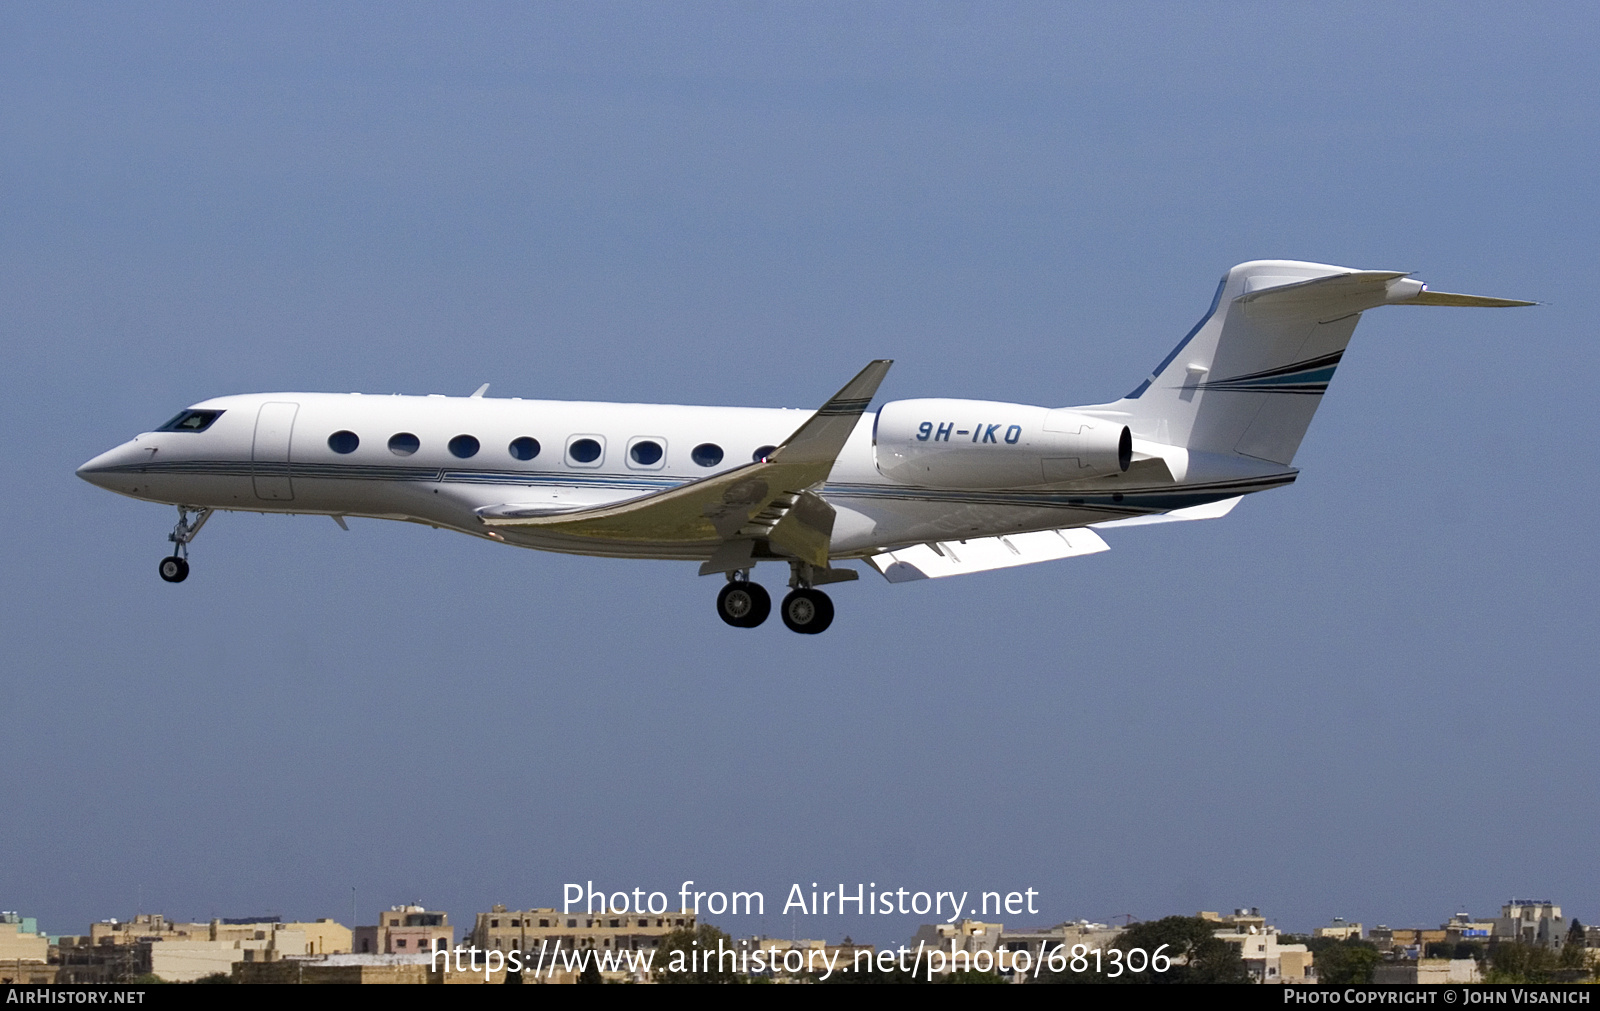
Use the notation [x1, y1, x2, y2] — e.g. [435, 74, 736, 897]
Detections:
[277, 920, 351, 956]
[84, 913, 196, 946]
[732, 936, 875, 979]
[915, 917, 1238, 982]
[1202, 909, 1315, 983]
[143, 941, 246, 982]
[910, 919, 1003, 956]
[0, 963, 56, 985]
[1442, 912, 1495, 945]
[53, 914, 352, 983]
[469, 905, 694, 958]
[75, 913, 349, 954]
[1368, 926, 1446, 955]
[353, 905, 453, 955]
[999, 920, 1122, 969]
[1, 912, 52, 984]
[236, 952, 560, 984]
[1313, 918, 1363, 940]
[1493, 900, 1566, 948]
[1374, 959, 1483, 984]
[0, 913, 48, 964]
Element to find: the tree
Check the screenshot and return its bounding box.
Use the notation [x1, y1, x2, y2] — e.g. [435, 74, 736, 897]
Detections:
[1303, 937, 1381, 984]
[1454, 940, 1487, 962]
[1041, 916, 1248, 984]
[818, 960, 923, 984]
[653, 924, 743, 984]
[1128, 917, 1250, 984]
[1561, 919, 1589, 970]
[1488, 940, 1558, 983]
[941, 969, 1005, 984]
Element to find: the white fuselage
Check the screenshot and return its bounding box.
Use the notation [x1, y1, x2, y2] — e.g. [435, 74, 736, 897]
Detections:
[77, 390, 1292, 561]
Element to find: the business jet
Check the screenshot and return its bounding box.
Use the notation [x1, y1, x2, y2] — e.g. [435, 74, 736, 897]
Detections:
[77, 260, 1529, 633]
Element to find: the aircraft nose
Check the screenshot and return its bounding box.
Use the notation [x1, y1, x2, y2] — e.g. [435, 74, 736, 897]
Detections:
[77, 450, 117, 489]
[77, 442, 146, 490]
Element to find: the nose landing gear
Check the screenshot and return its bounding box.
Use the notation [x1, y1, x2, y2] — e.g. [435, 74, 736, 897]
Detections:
[159, 506, 211, 584]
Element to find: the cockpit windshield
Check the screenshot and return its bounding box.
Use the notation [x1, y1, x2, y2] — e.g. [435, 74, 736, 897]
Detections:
[157, 409, 224, 433]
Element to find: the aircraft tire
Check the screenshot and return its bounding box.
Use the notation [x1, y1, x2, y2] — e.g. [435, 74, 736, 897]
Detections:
[780, 588, 833, 634]
[717, 581, 770, 628]
[159, 556, 189, 583]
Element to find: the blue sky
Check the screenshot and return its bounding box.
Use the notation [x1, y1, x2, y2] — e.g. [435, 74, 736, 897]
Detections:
[3, 3, 1596, 944]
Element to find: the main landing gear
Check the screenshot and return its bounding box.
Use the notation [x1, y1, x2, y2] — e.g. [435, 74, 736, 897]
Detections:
[714, 565, 836, 634]
[779, 587, 833, 635]
[158, 506, 211, 584]
[716, 576, 771, 628]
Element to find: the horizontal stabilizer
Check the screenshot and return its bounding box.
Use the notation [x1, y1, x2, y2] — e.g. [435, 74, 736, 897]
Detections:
[1396, 289, 1536, 308]
[1089, 495, 1243, 529]
[866, 527, 1108, 583]
[1237, 271, 1535, 313]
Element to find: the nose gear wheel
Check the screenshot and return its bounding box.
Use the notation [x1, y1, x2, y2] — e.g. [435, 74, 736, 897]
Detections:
[159, 506, 211, 584]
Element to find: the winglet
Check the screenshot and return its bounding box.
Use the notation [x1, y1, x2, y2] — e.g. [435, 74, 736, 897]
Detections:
[771, 359, 893, 466]
[818, 359, 894, 413]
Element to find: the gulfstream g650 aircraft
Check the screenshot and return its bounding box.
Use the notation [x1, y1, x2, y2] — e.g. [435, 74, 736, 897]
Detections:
[78, 261, 1529, 634]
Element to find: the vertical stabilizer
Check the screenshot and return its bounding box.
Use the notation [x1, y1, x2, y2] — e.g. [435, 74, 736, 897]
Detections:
[1088, 261, 1529, 465]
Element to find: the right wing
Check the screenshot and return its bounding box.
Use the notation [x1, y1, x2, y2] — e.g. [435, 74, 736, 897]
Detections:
[865, 496, 1245, 582]
[866, 527, 1109, 583]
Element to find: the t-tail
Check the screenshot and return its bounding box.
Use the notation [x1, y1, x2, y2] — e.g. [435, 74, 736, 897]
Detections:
[1099, 260, 1532, 465]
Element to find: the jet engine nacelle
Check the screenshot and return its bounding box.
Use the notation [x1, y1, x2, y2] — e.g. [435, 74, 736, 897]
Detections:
[873, 398, 1131, 488]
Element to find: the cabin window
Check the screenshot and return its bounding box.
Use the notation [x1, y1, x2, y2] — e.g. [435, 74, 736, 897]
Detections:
[752, 445, 777, 462]
[691, 443, 723, 467]
[567, 437, 604, 466]
[328, 431, 360, 454]
[627, 438, 665, 468]
[157, 410, 224, 433]
[509, 437, 540, 461]
[388, 432, 420, 456]
[448, 435, 480, 459]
